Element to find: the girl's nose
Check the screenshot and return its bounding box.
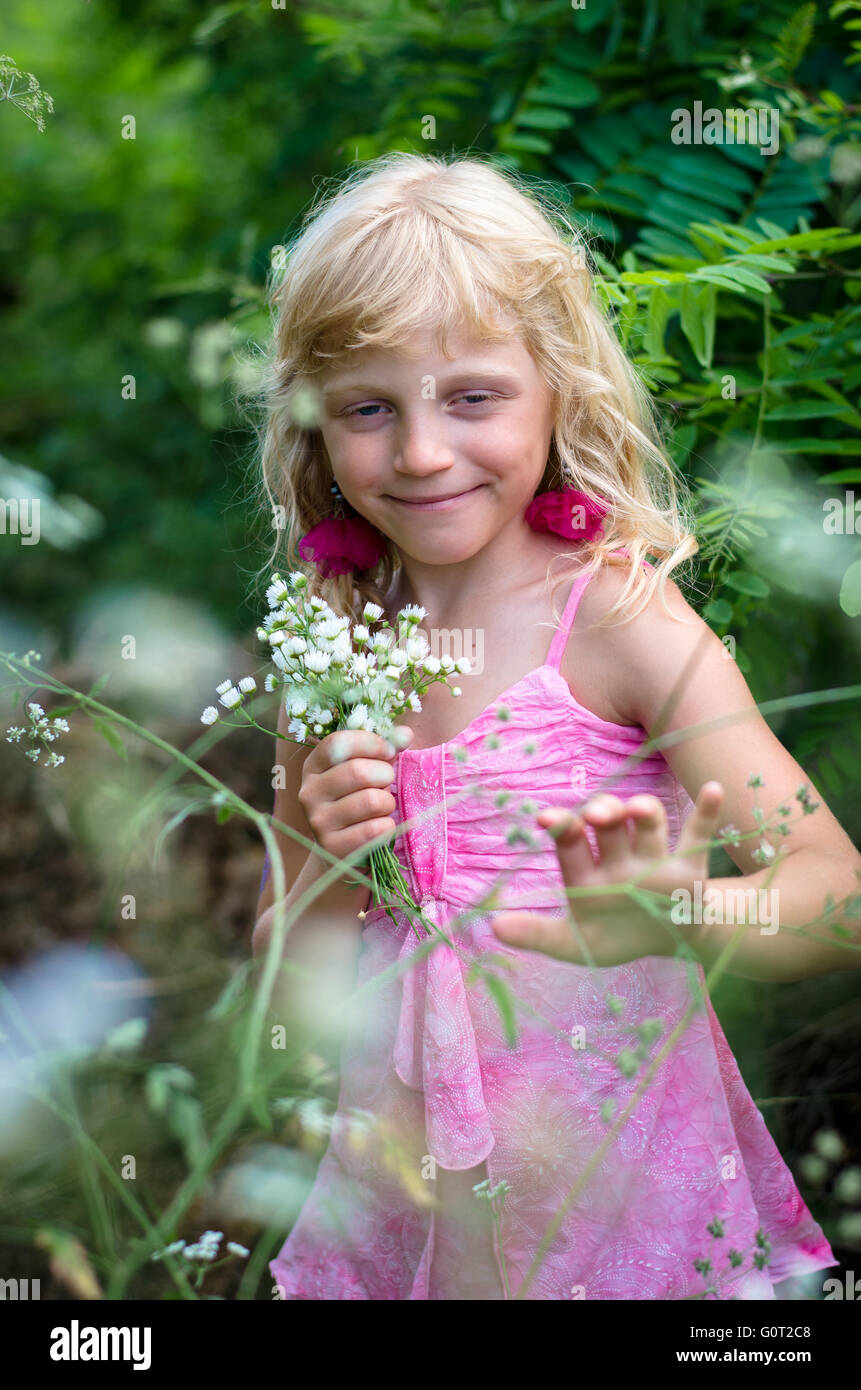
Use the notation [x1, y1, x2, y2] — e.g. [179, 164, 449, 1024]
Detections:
[393, 418, 456, 475]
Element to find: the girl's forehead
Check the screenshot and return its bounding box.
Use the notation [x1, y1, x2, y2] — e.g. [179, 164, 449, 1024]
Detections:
[317, 321, 526, 379]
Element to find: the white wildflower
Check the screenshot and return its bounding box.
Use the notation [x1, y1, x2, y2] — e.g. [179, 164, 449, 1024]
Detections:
[27, 702, 45, 719]
[215, 679, 233, 695]
[264, 673, 278, 692]
[352, 624, 370, 644]
[45, 752, 65, 767]
[200, 706, 219, 725]
[400, 604, 427, 624]
[226, 1242, 250, 1258]
[288, 719, 308, 742]
[266, 580, 289, 608]
[6, 727, 25, 742]
[297, 1097, 332, 1136]
[439, 655, 455, 672]
[219, 686, 242, 709]
[151, 1239, 186, 1262]
[285, 636, 307, 655]
[238, 676, 257, 694]
[314, 615, 350, 641]
[451, 687, 462, 697]
[405, 635, 430, 661]
[329, 632, 353, 664]
[304, 650, 332, 674]
[407, 691, 422, 712]
[345, 704, 374, 730]
[454, 657, 472, 674]
[350, 653, 373, 679]
[421, 655, 442, 675]
[183, 1229, 223, 1262]
[363, 601, 384, 624]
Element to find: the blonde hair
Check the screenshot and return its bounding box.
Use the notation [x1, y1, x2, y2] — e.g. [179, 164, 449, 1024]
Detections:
[250, 151, 699, 628]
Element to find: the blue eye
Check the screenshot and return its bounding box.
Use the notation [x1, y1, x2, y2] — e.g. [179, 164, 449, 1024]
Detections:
[343, 391, 497, 418]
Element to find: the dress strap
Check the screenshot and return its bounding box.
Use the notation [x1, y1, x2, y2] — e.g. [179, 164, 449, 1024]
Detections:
[545, 550, 654, 671]
[545, 567, 595, 671]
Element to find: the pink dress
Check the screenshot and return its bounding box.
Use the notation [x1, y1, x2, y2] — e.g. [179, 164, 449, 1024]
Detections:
[269, 564, 837, 1299]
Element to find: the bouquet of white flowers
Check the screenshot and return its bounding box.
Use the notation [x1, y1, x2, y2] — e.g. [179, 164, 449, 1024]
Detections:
[202, 570, 471, 928]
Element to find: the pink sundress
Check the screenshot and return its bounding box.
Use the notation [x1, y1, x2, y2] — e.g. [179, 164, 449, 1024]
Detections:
[268, 564, 837, 1299]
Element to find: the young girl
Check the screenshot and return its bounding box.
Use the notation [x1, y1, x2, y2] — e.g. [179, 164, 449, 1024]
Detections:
[252, 152, 860, 1300]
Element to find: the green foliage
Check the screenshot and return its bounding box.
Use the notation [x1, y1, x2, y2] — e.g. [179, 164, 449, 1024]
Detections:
[1, 0, 858, 827]
[3, 1, 861, 1299]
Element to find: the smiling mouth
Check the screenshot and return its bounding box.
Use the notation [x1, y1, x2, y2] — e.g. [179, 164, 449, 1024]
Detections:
[386, 484, 486, 510]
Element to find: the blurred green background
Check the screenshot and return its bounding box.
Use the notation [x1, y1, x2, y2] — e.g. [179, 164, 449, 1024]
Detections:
[1, 0, 860, 1300]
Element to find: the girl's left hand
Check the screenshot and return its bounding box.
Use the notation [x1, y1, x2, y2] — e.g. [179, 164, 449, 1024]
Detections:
[490, 781, 725, 967]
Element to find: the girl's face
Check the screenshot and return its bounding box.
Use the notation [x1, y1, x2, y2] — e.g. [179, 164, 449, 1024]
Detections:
[316, 324, 556, 566]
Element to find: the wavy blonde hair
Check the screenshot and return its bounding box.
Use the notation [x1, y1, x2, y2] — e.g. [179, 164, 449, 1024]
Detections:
[251, 150, 699, 629]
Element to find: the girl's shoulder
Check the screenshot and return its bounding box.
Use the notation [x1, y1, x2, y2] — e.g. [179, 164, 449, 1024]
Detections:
[571, 556, 716, 729]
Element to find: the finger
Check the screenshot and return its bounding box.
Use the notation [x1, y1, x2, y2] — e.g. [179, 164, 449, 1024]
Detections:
[676, 781, 725, 860]
[537, 807, 598, 875]
[325, 757, 399, 797]
[322, 787, 397, 833]
[626, 795, 669, 863]
[491, 909, 582, 962]
[326, 729, 397, 767]
[577, 794, 631, 866]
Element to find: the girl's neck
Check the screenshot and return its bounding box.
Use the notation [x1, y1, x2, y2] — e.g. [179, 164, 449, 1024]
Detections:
[382, 532, 568, 628]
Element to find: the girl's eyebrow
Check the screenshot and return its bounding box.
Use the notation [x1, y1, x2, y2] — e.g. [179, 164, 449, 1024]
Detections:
[322, 366, 522, 398]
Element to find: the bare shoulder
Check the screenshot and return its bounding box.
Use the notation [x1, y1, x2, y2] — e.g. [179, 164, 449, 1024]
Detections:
[570, 558, 719, 730]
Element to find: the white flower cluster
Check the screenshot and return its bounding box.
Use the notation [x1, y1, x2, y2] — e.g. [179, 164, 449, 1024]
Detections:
[201, 569, 471, 744]
[150, 1230, 250, 1263]
[5, 701, 70, 767]
[201, 675, 257, 726]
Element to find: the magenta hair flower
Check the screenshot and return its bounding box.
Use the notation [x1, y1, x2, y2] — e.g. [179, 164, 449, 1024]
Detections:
[298, 516, 387, 578]
[524, 488, 608, 542]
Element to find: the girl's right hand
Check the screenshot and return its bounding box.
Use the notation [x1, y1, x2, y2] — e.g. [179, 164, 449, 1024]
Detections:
[297, 727, 414, 862]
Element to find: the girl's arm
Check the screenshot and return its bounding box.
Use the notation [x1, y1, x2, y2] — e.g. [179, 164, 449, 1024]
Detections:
[611, 572, 861, 982]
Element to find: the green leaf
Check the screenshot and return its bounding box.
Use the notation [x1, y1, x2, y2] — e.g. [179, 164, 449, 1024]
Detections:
[206, 962, 253, 1020]
[644, 286, 672, 359]
[839, 558, 861, 618]
[724, 571, 771, 598]
[679, 282, 716, 368]
[87, 673, 111, 698]
[704, 598, 734, 625]
[103, 1017, 148, 1054]
[820, 469, 861, 483]
[764, 401, 856, 421]
[498, 132, 553, 154]
[532, 74, 600, 107]
[775, 439, 861, 454]
[484, 972, 518, 1048]
[713, 263, 773, 295]
[250, 1089, 273, 1132]
[517, 106, 573, 130]
[91, 717, 127, 762]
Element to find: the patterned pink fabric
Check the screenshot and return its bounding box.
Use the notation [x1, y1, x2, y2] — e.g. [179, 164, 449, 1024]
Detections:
[270, 565, 837, 1300]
